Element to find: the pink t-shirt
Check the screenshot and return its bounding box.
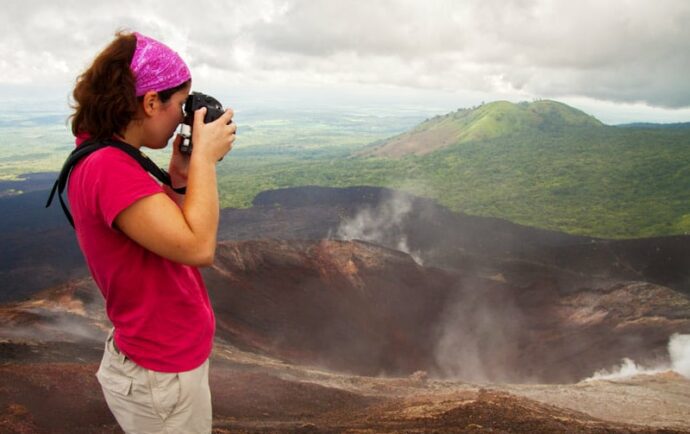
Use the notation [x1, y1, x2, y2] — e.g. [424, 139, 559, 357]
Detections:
[67, 136, 215, 373]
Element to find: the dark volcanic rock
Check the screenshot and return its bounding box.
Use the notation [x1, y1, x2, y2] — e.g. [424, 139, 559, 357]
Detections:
[203, 239, 690, 383]
[204, 239, 457, 377]
[1, 238, 689, 432]
[2, 181, 689, 383]
[220, 186, 690, 296]
[0, 187, 87, 303]
[4, 184, 690, 304]
[0, 172, 58, 195]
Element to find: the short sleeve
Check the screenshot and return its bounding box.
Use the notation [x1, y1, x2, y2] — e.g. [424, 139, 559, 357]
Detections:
[88, 148, 164, 227]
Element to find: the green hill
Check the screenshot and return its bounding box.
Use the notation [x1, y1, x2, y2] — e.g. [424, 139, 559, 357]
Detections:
[217, 100, 690, 239]
[360, 100, 603, 158]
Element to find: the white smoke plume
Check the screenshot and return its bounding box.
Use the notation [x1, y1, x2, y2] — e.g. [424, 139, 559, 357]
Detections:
[585, 334, 690, 381]
[0, 314, 106, 343]
[0, 280, 109, 344]
[669, 333, 690, 378]
[329, 191, 424, 265]
[431, 280, 526, 384]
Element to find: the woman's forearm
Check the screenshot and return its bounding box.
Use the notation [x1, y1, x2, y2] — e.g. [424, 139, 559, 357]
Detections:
[163, 169, 187, 208]
[181, 156, 219, 263]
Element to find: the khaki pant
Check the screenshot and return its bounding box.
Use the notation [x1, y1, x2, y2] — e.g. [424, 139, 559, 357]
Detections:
[96, 329, 212, 434]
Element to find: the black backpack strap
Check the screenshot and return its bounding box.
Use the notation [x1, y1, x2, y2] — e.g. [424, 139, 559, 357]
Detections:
[46, 140, 110, 227]
[46, 138, 186, 228]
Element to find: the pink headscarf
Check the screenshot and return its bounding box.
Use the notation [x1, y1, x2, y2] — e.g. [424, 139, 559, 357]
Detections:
[130, 32, 191, 97]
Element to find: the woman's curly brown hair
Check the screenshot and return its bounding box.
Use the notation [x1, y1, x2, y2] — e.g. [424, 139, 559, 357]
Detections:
[69, 30, 189, 140]
[70, 31, 137, 140]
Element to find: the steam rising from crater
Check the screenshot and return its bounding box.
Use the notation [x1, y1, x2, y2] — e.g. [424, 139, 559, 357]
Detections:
[330, 191, 424, 265]
[585, 334, 690, 381]
[0, 282, 109, 344]
[669, 334, 690, 378]
[432, 280, 526, 384]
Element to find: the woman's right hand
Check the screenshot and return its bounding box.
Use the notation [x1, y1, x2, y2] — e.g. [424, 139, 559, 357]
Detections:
[191, 107, 236, 162]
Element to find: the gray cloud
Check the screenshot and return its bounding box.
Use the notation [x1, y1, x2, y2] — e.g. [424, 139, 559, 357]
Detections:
[1, 0, 689, 109]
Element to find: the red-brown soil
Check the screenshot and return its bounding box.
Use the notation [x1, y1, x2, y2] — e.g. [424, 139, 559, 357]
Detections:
[1, 239, 689, 433]
[1, 354, 689, 433]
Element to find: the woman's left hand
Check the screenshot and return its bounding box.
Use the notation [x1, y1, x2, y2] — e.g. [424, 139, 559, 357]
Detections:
[168, 133, 190, 185]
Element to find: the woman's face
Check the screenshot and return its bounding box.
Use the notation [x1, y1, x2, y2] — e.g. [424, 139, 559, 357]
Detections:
[142, 84, 191, 149]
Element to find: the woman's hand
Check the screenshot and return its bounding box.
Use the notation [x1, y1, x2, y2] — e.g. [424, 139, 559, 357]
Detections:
[163, 134, 189, 207]
[168, 133, 190, 184]
[190, 107, 236, 163]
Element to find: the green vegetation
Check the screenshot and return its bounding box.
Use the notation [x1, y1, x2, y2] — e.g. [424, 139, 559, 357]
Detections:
[0, 123, 73, 180]
[385, 100, 603, 151]
[414, 127, 690, 238]
[217, 101, 690, 239]
[3, 100, 690, 239]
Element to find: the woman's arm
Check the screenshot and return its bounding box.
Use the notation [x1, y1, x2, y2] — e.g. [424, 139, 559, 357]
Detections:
[114, 108, 236, 267]
[163, 135, 189, 208]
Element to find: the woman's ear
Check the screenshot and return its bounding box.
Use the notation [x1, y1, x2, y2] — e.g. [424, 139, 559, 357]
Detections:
[142, 91, 159, 116]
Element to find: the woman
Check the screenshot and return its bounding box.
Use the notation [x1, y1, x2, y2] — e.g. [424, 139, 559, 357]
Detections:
[67, 30, 235, 433]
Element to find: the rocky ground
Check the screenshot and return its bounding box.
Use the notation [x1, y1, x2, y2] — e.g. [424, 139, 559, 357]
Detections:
[1, 339, 689, 433]
[2, 185, 690, 433]
[1, 238, 689, 433]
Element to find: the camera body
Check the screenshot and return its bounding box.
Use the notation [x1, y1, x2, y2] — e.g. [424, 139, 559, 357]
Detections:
[178, 91, 229, 155]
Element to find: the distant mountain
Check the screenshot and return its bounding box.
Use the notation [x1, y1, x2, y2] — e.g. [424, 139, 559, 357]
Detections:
[616, 122, 690, 129]
[329, 100, 690, 238]
[360, 100, 604, 158]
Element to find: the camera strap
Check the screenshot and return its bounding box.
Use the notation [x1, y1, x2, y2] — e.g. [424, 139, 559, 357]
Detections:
[45, 138, 187, 228]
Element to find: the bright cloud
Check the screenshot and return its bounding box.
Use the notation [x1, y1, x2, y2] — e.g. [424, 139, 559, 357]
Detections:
[1, 0, 689, 113]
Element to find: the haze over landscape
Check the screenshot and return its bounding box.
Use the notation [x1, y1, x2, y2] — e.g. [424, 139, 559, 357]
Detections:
[2, 1, 690, 432]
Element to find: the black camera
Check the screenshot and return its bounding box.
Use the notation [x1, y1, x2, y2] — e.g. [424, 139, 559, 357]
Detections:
[178, 91, 231, 155]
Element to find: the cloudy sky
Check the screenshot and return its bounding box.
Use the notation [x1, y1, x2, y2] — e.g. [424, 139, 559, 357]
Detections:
[1, 0, 689, 123]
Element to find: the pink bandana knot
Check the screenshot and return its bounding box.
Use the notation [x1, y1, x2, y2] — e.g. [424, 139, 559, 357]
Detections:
[130, 32, 191, 97]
